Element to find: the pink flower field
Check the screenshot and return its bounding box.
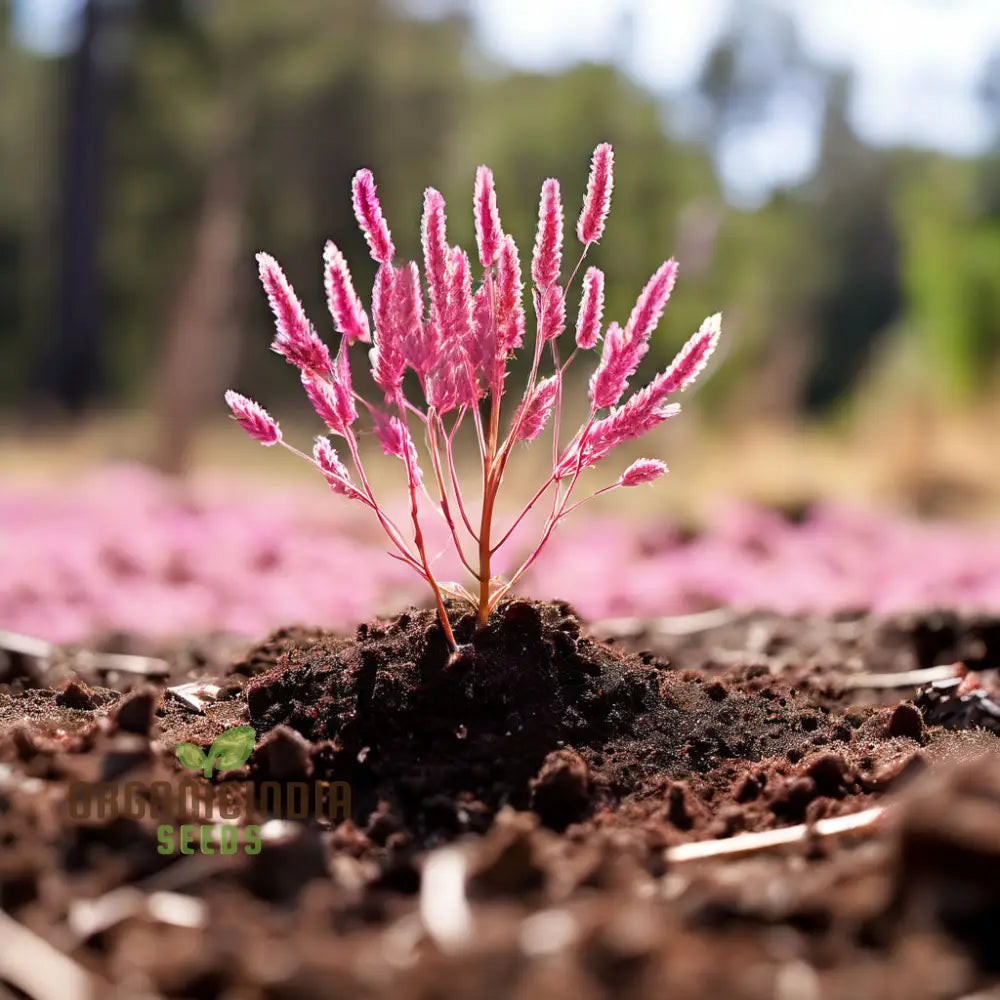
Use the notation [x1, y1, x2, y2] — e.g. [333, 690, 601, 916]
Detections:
[3, 464, 1000, 644]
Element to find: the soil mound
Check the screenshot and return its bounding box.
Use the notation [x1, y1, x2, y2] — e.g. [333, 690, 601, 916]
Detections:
[246, 601, 854, 840]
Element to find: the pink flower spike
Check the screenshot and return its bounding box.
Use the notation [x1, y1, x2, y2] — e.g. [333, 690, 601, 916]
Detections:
[301, 370, 352, 437]
[559, 379, 682, 476]
[619, 458, 668, 487]
[661, 312, 722, 394]
[324, 241, 370, 344]
[496, 235, 525, 357]
[575, 267, 605, 349]
[394, 261, 432, 379]
[531, 178, 563, 289]
[474, 166, 502, 269]
[225, 390, 281, 446]
[469, 280, 496, 386]
[313, 436, 364, 501]
[257, 252, 332, 372]
[536, 284, 566, 343]
[331, 341, 358, 427]
[515, 374, 560, 442]
[625, 258, 678, 345]
[445, 247, 474, 348]
[421, 188, 449, 321]
[588, 321, 635, 409]
[352, 169, 394, 265]
[577, 143, 614, 245]
[370, 264, 408, 397]
[588, 259, 678, 409]
[373, 412, 423, 486]
[438, 247, 479, 407]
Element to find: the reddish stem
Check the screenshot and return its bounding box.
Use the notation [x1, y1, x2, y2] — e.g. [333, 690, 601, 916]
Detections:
[445, 420, 478, 542]
[427, 412, 480, 579]
[489, 418, 594, 609]
[391, 396, 458, 650]
[330, 432, 428, 575]
[490, 473, 558, 555]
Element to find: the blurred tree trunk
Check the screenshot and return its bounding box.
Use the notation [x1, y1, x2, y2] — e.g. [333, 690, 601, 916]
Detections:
[152, 153, 245, 474]
[42, 0, 113, 411]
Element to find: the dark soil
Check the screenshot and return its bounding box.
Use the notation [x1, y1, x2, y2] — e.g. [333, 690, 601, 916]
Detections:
[2, 603, 1000, 999]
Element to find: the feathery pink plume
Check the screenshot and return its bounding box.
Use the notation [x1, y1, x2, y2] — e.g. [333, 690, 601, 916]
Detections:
[313, 436, 364, 501]
[619, 458, 668, 486]
[588, 322, 633, 409]
[588, 259, 678, 409]
[422, 248, 478, 413]
[496, 234, 525, 358]
[323, 241, 370, 344]
[515, 374, 560, 442]
[423, 365, 456, 414]
[577, 143, 614, 245]
[444, 247, 474, 351]
[660, 313, 722, 394]
[625, 258, 677, 345]
[257, 252, 332, 372]
[370, 264, 409, 397]
[421, 188, 449, 322]
[301, 369, 355, 437]
[575, 267, 604, 349]
[474, 166, 502, 269]
[373, 412, 423, 486]
[331, 341, 357, 425]
[536, 285, 566, 343]
[531, 178, 563, 289]
[468, 280, 497, 387]
[224, 391, 281, 446]
[385, 261, 430, 379]
[425, 344, 477, 415]
[444, 247, 479, 405]
[559, 376, 683, 476]
[352, 169, 394, 266]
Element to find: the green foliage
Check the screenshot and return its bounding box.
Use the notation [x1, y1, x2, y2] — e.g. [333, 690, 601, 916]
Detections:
[208, 725, 256, 771]
[175, 742, 207, 771]
[1, 0, 999, 420]
[176, 726, 255, 777]
[895, 155, 1000, 397]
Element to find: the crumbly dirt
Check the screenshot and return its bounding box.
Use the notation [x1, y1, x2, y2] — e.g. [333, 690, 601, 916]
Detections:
[2, 604, 1000, 999]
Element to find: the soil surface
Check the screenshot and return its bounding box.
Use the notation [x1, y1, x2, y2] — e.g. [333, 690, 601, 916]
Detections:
[2, 602, 1000, 999]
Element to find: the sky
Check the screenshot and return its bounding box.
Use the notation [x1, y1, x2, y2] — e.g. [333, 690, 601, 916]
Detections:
[14, 0, 1000, 202]
[414, 0, 1000, 201]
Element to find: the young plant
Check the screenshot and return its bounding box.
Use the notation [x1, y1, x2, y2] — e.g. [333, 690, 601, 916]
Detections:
[227, 145, 721, 650]
[176, 726, 256, 779]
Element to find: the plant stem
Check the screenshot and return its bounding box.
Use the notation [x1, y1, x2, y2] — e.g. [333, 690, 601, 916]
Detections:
[202, 751, 218, 779]
[562, 247, 588, 300]
[489, 419, 594, 610]
[427, 412, 480, 579]
[445, 420, 478, 541]
[477, 479, 497, 625]
[557, 482, 617, 519]
[393, 396, 457, 650]
[490, 473, 557, 555]
[550, 341, 562, 469]
[409, 476, 458, 650]
[341, 431, 427, 575]
[282, 437, 428, 575]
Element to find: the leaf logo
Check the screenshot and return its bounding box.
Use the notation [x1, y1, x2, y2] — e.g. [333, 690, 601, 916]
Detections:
[176, 725, 256, 778]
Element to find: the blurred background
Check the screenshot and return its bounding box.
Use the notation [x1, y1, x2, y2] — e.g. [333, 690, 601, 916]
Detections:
[3, 0, 1000, 641]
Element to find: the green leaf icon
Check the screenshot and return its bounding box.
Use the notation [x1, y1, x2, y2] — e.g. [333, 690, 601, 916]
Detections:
[176, 742, 207, 771]
[207, 725, 256, 773]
